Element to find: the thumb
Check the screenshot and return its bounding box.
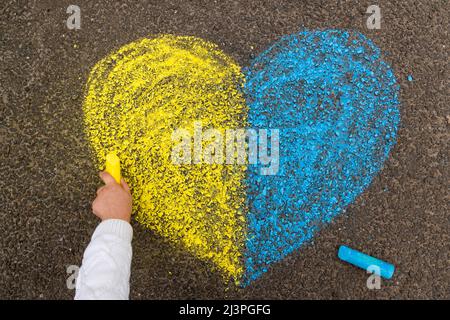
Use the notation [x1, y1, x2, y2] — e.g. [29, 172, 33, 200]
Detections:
[121, 178, 131, 194]
[99, 171, 117, 185]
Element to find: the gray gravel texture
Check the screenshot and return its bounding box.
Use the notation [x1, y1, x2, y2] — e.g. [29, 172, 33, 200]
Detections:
[0, 0, 448, 299]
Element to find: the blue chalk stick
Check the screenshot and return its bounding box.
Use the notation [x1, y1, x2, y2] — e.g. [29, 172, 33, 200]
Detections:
[338, 245, 395, 279]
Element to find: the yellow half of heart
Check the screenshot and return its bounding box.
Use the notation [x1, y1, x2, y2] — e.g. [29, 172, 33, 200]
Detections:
[83, 35, 248, 283]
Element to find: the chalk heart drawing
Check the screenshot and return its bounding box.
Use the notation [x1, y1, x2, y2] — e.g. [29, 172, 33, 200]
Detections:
[83, 30, 400, 285]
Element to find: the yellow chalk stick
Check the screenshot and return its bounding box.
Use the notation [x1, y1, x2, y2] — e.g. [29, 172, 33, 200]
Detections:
[105, 152, 121, 183]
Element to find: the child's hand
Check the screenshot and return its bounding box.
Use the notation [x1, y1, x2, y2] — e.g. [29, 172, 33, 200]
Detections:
[92, 171, 132, 223]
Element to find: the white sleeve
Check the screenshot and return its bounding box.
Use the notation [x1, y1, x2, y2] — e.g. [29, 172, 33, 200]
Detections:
[75, 219, 133, 300]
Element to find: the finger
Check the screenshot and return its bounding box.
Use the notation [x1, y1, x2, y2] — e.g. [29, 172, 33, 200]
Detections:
[99, 171, 117, 185]
[96, 185, 106, 195]
[121, 178, 131, 193]
[92, 198, 99, 215]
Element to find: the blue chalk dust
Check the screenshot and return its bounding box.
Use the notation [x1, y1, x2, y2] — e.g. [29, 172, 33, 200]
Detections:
[407, 74, 413, 82]
[243, 29, 400, 284]
[338, 245, 395, 279]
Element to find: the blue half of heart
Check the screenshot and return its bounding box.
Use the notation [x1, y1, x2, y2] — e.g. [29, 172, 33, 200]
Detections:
[243, 29, 400, 284]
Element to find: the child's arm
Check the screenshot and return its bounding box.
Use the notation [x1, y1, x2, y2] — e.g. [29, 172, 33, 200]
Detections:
[75, 172, 133, 300]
